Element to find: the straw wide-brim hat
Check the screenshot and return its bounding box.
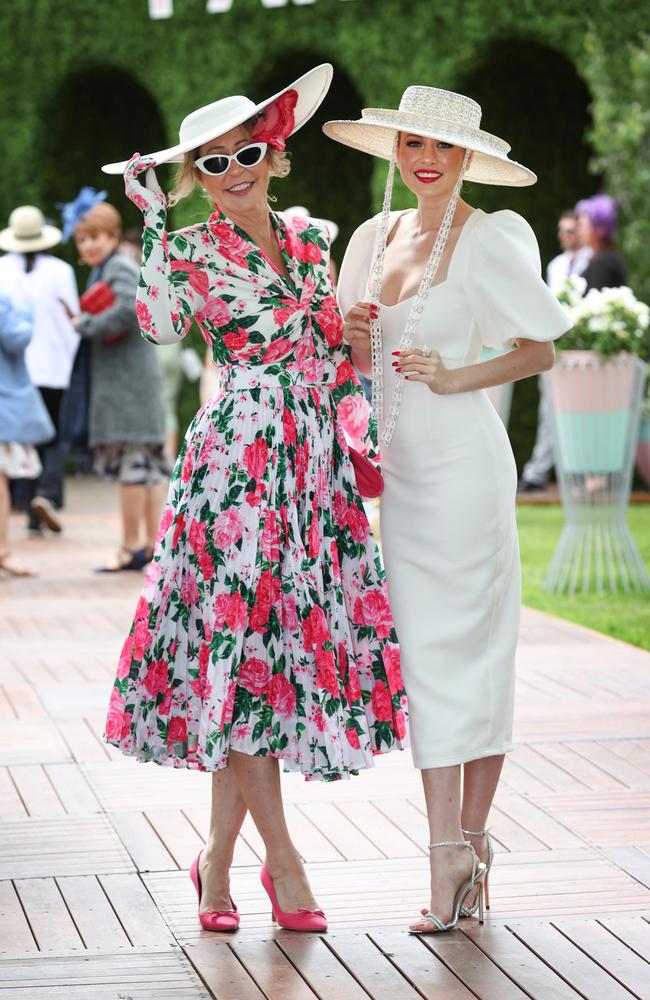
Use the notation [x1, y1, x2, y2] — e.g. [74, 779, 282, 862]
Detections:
[323, 86, 536, 187]
[0, 205, 62, 253]
[283, 205, 339, 243]
[102, 64, 333, 175]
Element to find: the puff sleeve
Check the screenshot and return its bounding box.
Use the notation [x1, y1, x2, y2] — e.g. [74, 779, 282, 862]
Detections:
[336, 215, 381, 318]
[467, 210, 572, 352]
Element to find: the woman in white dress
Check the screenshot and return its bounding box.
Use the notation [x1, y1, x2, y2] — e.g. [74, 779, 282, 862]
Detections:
[325, 88, 570, 932]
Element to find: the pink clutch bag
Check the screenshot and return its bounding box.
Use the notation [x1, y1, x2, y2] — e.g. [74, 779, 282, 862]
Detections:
[349, 449, 384, 499]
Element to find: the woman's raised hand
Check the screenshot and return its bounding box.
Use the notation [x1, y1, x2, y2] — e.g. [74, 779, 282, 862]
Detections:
[124, 153, 167, 223]
[343, 301, 378, 352]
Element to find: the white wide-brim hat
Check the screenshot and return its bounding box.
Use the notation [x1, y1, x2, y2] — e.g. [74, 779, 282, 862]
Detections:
[0, 205, 62, 253]
[283, 205, 339, 243]
[323, 86, 536, 187]
[102, 64, 333, 175]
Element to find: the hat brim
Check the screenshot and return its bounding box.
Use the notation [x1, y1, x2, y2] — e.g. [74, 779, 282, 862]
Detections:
[102, 64, 333, 175]
[0, 224, 63, 252]
[322, 115, 536, 188]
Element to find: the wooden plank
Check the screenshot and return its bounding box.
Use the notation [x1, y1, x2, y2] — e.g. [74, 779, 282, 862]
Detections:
[508, 921, 638, 1000]
[375, 799, 428, 853]
[56, 720, 111, 764]
[297, 802, 383, 860]
[501, 757, 557, 796]
[45, 763, 102, 815]
[327, 932, 430, 1000]
[108, 810, 178, 872]
[0, 880, 37, 955]
[509, 746, 589, 793]
[277, 934, 371, 999]
[606, 741, 650, 776]
[98, 873, 174, 947]
[0, 688, 16, 719]
[145, 809, 205, 870]
[539, 743, 625, 791]
[495, 792, 584, 849]
[280, 805, 344, 863]
[231, 939, 319, 999]
[3, 683, 47, 719]
[555, 918, 650, 999]
[0, 768, 27, 817]
[602, 848, 650, 890]
[0, 720, 71, 766]
[14, 878, 82, 951]
[0, 949, 210, 995]
[463, 923, 585, 1000]
[369, 931, 477, 999]
[337, 801, 423, 858]
[184, 939, 266, 1000]
[421, 930, 530, 1000]
[0, 816, 134, 879]
[488, 802, 548, 852]
[56, 875, 130, 950]
[601, 916, 650, 962]
[567, 742, 650, 789]
[8, 765, 66, 816]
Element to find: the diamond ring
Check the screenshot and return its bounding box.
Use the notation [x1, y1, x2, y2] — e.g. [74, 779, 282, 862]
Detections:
[421, 345, 433, 358]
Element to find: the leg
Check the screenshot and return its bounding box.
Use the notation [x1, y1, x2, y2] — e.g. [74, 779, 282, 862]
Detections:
[521, 373, 554, 489]
[228, 750, 319, 912]
[410, 764, 475, 930]
[461, 753, 505, 909]
[144, 482, 165, 552]
[198, 767, 248, 913]
[120, 483, 147, 551]
[0, 473, 35, 576]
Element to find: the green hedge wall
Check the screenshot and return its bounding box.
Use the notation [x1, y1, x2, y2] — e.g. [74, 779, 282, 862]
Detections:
[2, 0, 648, 470]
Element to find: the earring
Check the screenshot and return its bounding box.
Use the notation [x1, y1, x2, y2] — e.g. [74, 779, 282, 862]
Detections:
[267, 193, 277, 204]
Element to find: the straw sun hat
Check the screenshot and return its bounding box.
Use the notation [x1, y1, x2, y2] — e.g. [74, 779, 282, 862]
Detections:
[323, 86, 536, 187]
[102, 64, 333, 175]
[0, 206, 62, 253]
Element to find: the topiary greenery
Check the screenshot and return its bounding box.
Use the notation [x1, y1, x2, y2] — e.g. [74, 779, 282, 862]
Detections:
[1, 0, 648, 470]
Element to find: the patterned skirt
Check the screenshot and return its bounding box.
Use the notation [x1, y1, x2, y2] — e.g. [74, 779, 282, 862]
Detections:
[104, 372, 408, 780]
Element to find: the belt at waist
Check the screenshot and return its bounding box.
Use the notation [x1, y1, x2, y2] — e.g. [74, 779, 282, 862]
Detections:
[220, 364, 336, 391]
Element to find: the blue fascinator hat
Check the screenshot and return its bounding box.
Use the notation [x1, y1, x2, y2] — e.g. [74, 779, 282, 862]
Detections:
[58, 186, 108, 242]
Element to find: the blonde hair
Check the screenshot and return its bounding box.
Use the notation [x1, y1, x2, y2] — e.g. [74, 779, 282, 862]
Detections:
[74, 201, 122, 240]
[168, 117, 291, 207]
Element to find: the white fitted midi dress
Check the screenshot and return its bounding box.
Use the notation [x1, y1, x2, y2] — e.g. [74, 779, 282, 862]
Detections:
[338, 209, 571, 768]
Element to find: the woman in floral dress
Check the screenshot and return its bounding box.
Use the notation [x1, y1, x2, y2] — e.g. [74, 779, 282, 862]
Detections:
[102, 65, 407, 932]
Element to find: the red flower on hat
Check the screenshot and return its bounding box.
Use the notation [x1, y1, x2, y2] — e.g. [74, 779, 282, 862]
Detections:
[251, 90, 298, 151]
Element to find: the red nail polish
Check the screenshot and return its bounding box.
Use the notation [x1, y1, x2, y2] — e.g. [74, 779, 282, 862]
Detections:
[391, 351, 401, 356]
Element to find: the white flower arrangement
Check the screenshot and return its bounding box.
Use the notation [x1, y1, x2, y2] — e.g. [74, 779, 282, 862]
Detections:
[557, 277, 650, 360]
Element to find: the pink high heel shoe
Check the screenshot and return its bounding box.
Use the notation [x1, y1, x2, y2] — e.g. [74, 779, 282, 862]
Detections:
[260, 862, 327, 932]
[189, 851, 239, 932]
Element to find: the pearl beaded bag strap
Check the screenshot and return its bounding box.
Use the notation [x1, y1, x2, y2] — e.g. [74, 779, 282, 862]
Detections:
[367, 142, 470, 448]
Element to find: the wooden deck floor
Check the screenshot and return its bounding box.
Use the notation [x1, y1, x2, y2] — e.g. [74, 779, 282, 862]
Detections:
[1, 478, 649, 999]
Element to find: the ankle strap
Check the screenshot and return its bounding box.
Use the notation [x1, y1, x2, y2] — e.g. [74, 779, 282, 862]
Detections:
[428, 840, 472, 850]
[462, 827, 491, 837]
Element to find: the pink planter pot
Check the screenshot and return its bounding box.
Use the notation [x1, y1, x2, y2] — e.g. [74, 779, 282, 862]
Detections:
[549, 351, 638, 414]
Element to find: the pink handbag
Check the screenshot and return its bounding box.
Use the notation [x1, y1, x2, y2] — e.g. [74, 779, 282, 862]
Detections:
[349, 449, 384, 499]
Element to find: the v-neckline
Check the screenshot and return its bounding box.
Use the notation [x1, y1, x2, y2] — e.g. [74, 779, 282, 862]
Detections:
[378, 208, 481, 308]
[210, 207, 297, 295]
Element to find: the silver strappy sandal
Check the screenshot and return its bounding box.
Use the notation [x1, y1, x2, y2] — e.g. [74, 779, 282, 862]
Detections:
[460, 827, 494, 917]
[409, 840, 486, 934]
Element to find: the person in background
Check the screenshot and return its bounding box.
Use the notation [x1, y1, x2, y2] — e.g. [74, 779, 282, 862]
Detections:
[62, 189, 169, 571]
[517, 209, 592, 493]
[576, 194, 627, 292]
[0, 293, 55, 576]
[0, 206, 79, 533]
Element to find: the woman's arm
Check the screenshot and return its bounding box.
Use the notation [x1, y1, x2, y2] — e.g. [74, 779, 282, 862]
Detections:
[395, 338, 554, 395]
[76, 258, 137, 341]
[0, 296, 31, 355]
[124, 155, 208, 345]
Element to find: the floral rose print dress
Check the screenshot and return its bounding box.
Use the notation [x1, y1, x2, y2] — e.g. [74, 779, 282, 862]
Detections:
[105, 203, 408, 781]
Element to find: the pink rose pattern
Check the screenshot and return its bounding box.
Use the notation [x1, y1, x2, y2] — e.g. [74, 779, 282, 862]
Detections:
[105, 206, 407, 781]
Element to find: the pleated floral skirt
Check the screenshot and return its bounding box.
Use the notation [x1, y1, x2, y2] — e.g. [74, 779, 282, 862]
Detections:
[104, 372, 408, 780]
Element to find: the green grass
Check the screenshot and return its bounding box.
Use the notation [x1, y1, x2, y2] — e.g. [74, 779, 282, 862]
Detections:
[518, 504, 650, 651]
